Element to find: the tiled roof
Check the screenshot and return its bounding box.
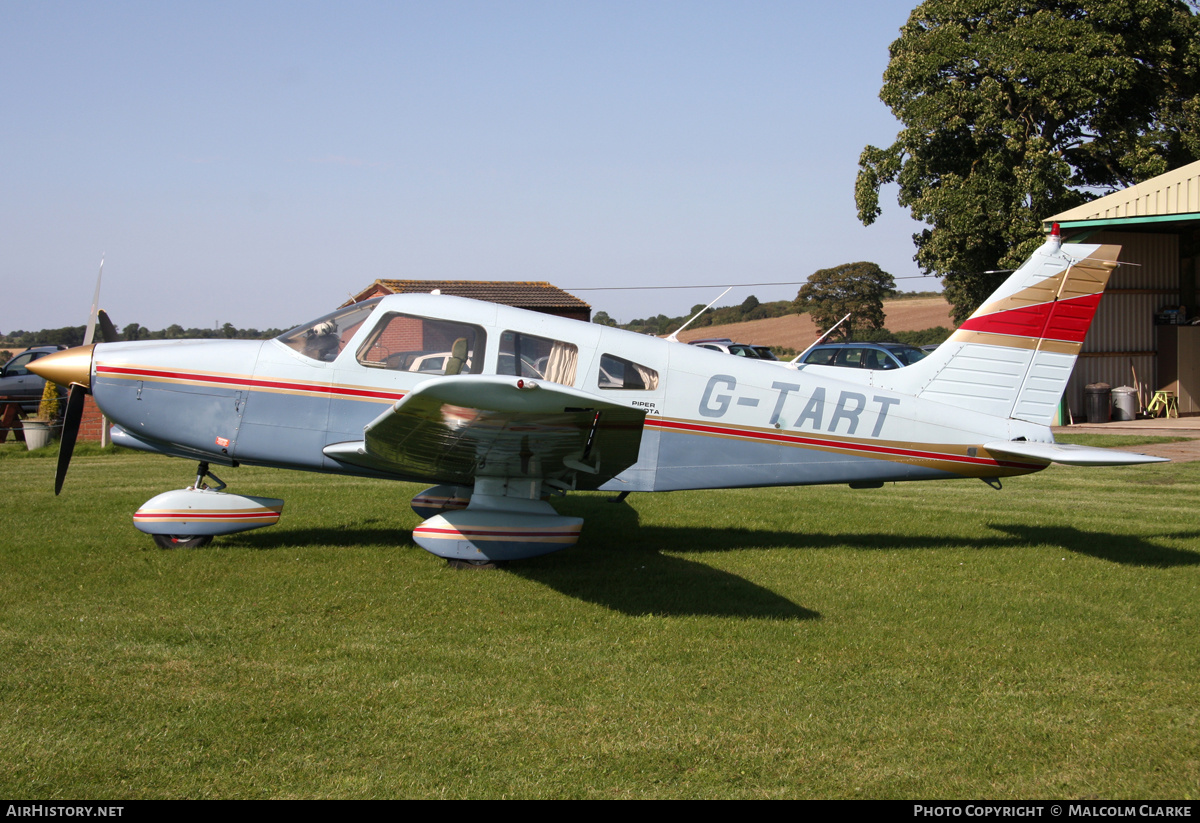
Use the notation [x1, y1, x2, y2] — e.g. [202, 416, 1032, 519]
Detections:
[365, 280, 590, 310]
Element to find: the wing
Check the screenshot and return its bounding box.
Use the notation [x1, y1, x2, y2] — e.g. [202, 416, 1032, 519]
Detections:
[983, 440, 1168, 466]
[323, 375, 646, 490]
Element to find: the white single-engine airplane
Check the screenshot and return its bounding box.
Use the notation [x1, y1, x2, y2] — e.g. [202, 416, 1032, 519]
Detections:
[31, 227, 1164, 564]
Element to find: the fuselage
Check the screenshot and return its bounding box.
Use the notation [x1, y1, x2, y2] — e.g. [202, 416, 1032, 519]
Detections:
[86, 293, 1051, 491]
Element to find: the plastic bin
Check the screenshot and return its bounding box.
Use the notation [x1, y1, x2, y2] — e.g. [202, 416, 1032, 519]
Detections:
[1085, 383, 1112, 424]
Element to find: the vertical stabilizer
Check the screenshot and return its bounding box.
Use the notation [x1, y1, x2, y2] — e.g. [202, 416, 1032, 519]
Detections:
[910, 229, 1120, 425]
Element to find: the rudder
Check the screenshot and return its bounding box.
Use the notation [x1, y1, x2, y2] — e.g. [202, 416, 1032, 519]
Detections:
[909, 227, 1120, 425]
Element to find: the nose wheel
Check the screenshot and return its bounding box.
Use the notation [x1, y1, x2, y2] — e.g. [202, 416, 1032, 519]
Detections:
[148, 462, 223, 549]
[135, 461, 285, 550]
[152, 534, 213, 550]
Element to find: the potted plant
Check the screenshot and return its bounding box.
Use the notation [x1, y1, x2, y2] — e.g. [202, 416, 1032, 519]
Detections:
[22, 379, 60, 450]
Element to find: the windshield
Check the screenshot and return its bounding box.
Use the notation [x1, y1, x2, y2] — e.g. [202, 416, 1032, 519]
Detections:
[277, 299, 380, 362]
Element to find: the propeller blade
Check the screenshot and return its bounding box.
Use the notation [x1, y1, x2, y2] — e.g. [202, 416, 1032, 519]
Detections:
[97, 310, 119, 344]
[83, 255, 104, 346]
[55, 384, 87, 496]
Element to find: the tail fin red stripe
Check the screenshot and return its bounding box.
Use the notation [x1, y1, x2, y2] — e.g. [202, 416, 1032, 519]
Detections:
[1041, 292, 1104, 343]
[956, 292, 1102, 344]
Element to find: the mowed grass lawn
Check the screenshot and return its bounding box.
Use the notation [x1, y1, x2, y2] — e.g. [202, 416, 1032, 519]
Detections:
[1, 444, 1197, 799]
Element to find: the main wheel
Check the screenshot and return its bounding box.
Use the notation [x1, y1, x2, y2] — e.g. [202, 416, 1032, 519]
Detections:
[152, 534, 213, 550]
[446, 558, 505, 570]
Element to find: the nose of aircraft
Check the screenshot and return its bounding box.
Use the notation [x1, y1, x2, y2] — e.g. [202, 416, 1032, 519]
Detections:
[27, 345, 95, 388]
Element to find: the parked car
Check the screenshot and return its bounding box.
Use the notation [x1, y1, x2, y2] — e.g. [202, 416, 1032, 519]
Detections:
[798, 342, 928, 371]
[688, 338, 778, 359]
[0, 345, 69, 413]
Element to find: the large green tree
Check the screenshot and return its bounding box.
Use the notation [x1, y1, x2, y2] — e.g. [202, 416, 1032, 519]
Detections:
[795, 262, 895, 340]
[856, 0, 1200, 322]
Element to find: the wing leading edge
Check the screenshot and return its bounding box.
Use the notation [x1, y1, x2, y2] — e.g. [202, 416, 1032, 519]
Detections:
[323, 375, 647, 490]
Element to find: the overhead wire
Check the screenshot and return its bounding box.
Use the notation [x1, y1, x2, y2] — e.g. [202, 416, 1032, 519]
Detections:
[563, 274, 941, 291]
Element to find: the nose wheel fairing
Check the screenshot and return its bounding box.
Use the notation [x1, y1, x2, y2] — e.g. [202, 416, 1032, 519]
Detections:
[134, 487, 285, 538]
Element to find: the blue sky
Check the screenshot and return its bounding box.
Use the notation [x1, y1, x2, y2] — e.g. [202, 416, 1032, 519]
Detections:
[1, 1, 933, 334]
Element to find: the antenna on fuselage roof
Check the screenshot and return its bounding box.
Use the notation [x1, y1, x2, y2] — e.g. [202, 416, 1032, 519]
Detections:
[665, 287, 733, 343]
[789, 312, 851, 366]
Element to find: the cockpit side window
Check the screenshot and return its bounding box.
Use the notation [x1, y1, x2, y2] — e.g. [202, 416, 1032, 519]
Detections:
[497, 331, 578, 386]
[598, 354, 659, 390]
[356, 313, 486, 374]
[277, 300, 380, 362]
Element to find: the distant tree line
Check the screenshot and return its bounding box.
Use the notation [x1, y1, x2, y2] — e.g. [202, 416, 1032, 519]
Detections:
[592, 293, 802, 337]
[1, 322, 288, 351]
[593, 263, 948, 342]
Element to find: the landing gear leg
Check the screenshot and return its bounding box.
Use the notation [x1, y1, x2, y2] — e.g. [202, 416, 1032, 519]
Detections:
[193, 462, 227, 491]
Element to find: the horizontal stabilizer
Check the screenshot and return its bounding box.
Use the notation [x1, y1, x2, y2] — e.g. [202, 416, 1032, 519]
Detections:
[983, 440, 1169, 466]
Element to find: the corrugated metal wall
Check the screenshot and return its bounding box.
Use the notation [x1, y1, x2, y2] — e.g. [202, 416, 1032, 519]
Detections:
[1063, 232, 1179, 418]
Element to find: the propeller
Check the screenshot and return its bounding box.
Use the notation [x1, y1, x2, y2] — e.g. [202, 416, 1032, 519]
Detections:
[82, 256, 104, 346]
[28, 257, 117, 495]
[55, 384, 87, 495]
[97, 309, 118, 345]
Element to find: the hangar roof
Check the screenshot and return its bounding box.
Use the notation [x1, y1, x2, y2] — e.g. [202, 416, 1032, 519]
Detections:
[1046, 159, 1200, 229]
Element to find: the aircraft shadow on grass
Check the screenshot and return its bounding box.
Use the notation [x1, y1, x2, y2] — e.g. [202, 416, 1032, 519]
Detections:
[226, 520, 399, 550]
[557, 495, 1200, 569]
[226, 502, 816, 619]
[626, 520, 1200, 569]
[224, 494, 1198, 619]
[637, 522, 1200, 569]
[985, 524, 1200, 569]
[512, 549, 820, 620]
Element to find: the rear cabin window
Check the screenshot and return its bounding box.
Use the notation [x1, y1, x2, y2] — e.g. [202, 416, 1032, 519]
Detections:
[356, 313, 486, 375]
[497, 331, 578, 386]
[803, 348, 836, 366]
[598, 354, 659, 390]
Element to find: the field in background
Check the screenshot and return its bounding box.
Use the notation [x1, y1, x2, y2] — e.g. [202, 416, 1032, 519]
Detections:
[2, 445, 1197, 798]
[675, 296, 955, 349]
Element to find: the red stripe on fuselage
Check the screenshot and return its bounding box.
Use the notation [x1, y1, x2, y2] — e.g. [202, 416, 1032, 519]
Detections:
[96, 364, 407, 403]
[97, 364, 1040, 472]
[646, 418, 1040, 470]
